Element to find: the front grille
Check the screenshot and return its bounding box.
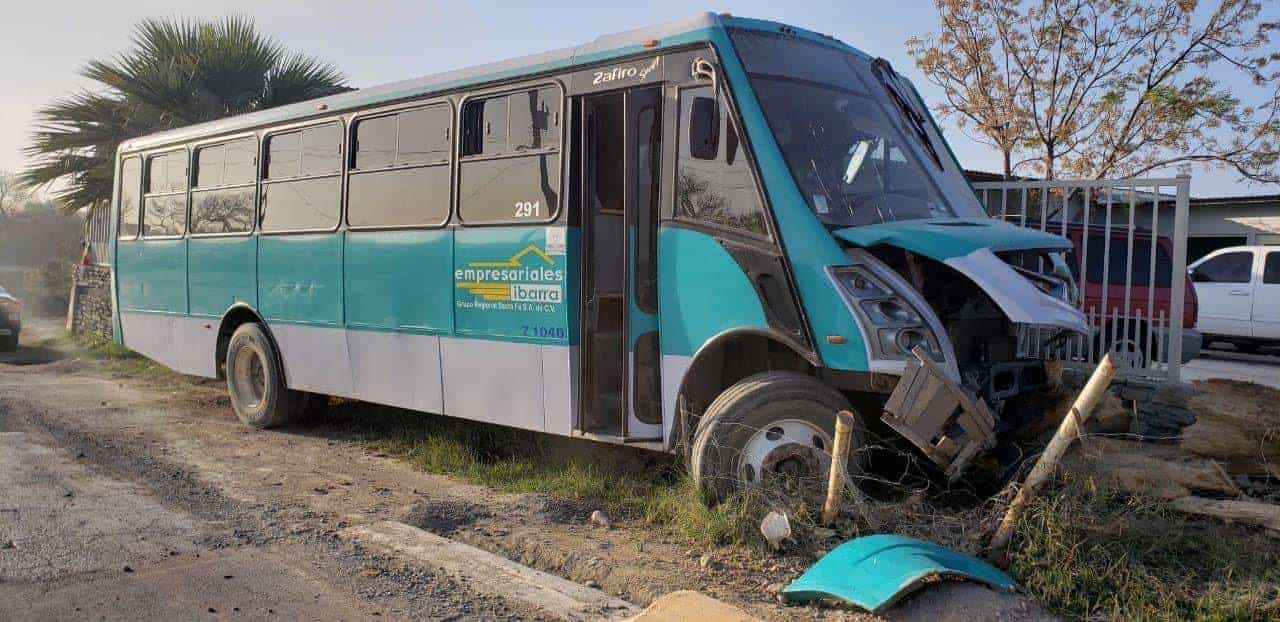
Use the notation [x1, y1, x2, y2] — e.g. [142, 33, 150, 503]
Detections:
[1016, 323, 1077, 360]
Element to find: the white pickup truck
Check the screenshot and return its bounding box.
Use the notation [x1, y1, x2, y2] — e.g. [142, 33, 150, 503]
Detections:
[1189, 246, 1280, 354]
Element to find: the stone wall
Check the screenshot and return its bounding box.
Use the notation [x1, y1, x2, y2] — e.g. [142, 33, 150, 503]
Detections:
[70, 265, 113, 340]
[1063, 366, 1197, 441]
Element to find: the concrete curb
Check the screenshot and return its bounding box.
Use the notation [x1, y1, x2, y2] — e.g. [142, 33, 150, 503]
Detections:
[345, 521, 639, 621]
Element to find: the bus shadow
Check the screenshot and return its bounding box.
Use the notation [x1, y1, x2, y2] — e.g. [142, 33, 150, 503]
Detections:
[275, 396, 683, 511]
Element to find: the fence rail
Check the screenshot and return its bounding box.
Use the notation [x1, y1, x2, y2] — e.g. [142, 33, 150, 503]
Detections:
[973, 176, 1191, 384]
[84, 205, 111, 266]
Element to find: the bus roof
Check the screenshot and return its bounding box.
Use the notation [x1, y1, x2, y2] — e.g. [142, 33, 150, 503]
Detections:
[118, 13, 867, 154]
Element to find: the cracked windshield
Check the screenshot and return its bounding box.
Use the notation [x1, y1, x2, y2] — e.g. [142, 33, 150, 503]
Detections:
[731, 30, 960, 228]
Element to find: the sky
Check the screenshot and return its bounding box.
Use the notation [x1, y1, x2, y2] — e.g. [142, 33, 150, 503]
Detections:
[2, 0, 1277, 199]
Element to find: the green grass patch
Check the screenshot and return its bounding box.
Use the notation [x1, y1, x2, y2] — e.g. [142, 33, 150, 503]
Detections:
[1010, 474, 1280, 620]
[51, 330, 181, 379]
[325, 402, 772, 547]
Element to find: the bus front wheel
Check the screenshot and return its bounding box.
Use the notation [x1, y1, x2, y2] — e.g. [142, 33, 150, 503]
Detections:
[225, 323, 307, 429]
[689, 371, 864, 502]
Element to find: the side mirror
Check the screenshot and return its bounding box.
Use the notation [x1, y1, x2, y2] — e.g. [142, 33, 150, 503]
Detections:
[689, 97, 719, 160]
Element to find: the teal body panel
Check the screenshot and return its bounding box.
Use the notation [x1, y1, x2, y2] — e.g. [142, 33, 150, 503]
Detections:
[701, 27, 869, 372]
[452, 227, 574, 345]
[657, 227, 767, 356]
[832, 218, 1071, 261]
[257, 234, 344, 326]
[344, 230, 454, 333]
[782, 534, 1016, 613]
[188, 237, 257, 318]
[116, 239, 188, 314]
[115, 240, 143, 312]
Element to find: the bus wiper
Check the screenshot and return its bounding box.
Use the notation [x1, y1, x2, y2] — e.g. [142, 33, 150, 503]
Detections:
[871, 58, 942, 170]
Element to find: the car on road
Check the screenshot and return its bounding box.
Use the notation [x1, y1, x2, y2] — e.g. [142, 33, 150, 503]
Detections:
[1189, 245, 1280, 354]
[0, 285, 21, 351]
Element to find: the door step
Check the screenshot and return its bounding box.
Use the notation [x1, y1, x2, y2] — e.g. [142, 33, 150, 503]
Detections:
[571, 430, 665, 451]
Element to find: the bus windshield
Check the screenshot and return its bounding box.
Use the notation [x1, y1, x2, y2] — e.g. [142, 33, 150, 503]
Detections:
[729, 30, 975, 228]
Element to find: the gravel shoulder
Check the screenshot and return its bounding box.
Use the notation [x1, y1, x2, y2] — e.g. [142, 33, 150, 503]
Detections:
[0, 317, 1048, 621]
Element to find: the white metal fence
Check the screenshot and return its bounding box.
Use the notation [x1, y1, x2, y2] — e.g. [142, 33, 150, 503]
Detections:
[84, 204, 111, 266]
[972, 176, 1191, 384]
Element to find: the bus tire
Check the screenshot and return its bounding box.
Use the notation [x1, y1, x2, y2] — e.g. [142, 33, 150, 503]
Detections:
[689, 371, 862, 503]
[0, 333, 16, 352]
[225, 323, 306, 429]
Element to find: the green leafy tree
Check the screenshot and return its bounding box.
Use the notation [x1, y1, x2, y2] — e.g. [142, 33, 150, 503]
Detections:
[23, 16, 350, 212]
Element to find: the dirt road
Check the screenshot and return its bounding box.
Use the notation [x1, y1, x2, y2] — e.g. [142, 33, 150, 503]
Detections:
[0, 318, 1045, 621]
[1184, 347, 1280, 389]
[0, 317, 550, 620]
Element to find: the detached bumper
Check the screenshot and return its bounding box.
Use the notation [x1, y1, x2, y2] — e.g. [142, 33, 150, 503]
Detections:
[883, 347, 996, 480]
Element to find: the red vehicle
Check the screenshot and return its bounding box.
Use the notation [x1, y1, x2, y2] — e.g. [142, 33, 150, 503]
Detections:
[1056, 222, 1200, 366]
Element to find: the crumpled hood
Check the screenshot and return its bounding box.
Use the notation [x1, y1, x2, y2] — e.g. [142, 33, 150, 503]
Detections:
[831, 218, 1071, 260]
[833, 218, 1087, 333]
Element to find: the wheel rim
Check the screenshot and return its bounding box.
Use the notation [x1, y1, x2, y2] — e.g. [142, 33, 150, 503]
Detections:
[737, 419, 834, 486]
[232, 345, 268, 410]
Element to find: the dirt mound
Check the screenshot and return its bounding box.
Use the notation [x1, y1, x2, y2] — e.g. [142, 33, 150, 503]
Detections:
[1186, 380, 1280, 478]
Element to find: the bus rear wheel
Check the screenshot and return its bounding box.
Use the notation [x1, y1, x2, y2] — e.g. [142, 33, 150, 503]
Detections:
[690, 371, 863, 502]
[225, 323, 307, 429]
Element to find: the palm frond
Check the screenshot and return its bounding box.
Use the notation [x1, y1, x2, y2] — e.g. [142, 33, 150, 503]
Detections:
[23, 15, 350, 212]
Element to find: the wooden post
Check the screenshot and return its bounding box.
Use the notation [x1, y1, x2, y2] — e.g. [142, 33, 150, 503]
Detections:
[986, 354, 1118, 563]
[822, 410, 857, 526]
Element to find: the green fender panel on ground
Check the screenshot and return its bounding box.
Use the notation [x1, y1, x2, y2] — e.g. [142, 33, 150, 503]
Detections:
[782, 534, 1016, 613]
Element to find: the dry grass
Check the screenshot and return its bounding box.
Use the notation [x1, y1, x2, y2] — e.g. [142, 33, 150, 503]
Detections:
[1010, 473, 1280, 621]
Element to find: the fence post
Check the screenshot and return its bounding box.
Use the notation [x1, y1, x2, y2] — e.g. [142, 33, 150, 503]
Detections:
[1167, 175, 1191, 383]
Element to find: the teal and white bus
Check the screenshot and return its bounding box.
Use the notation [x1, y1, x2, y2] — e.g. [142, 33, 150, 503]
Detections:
[110, 13, 1086, 494]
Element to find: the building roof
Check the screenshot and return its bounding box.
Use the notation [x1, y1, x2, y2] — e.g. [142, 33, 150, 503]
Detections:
[1189, 194, 1280, 208]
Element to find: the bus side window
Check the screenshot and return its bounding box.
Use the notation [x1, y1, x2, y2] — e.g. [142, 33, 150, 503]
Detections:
[191, 136, 256, 235]
[348, 104, 452, 228]
[141, 150, 189, 238]
[260, 122, 343, 233]
[458, 86, 562, 224]
[675, 88, 768, 237]
[117, 157, 142, 239]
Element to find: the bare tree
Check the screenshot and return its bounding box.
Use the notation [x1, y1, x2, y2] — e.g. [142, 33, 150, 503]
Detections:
[0, 170, 31, 219]
[907, 1, 1035, 177]
[911, 0, 1280, 183]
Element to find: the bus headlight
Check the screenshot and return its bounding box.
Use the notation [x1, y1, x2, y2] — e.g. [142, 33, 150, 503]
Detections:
[830, 264, 945, 363]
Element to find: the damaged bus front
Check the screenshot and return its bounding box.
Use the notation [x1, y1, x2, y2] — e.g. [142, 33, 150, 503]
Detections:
[683, 20, 1088, 496]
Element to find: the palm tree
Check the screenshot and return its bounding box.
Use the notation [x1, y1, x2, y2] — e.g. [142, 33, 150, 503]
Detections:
[23, 16, 351, 213]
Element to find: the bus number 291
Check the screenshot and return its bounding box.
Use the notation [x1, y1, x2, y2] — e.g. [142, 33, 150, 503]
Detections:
[514, 201, 541, 218]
